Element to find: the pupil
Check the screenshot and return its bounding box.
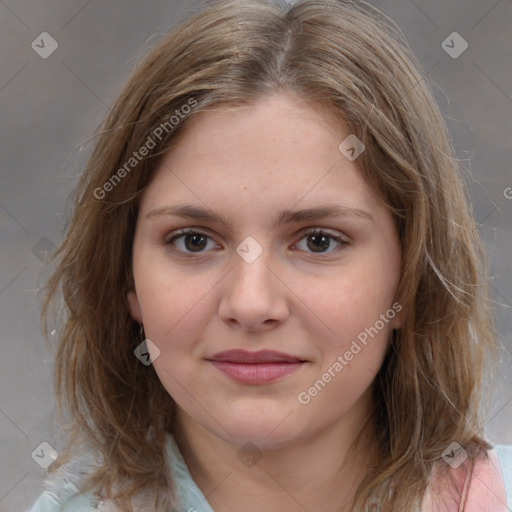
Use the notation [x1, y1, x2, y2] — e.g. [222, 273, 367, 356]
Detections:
[185, 234, 207, 251]
[308, 234, 329, 252]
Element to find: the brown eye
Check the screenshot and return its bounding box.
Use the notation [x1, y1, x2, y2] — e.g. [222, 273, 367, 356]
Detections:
[294, 229, 349, 254]
[306, 233, 331, 252]
[166, 229, 216, 253]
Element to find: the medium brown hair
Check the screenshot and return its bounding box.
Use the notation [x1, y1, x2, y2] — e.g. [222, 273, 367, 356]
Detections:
[41, 0, 496, 510]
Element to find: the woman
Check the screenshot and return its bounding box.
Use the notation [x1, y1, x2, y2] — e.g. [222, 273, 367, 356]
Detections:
[29, 0, 512, 510]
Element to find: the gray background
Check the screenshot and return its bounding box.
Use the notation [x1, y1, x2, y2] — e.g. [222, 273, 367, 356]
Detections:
[0, 1, 511, 510]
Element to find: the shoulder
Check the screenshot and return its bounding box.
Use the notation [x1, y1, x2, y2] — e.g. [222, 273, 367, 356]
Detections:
[27, 451, 103, 512]
[422, 446, 510, 512]
[461, 447, 509, 512]
[27, 489, 100, 512]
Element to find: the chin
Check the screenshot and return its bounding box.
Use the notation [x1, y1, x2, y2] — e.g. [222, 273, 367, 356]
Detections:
[213, 405, 308, 450]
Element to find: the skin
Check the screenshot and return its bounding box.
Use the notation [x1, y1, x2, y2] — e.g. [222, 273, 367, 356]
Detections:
[127, 90, 405, 511]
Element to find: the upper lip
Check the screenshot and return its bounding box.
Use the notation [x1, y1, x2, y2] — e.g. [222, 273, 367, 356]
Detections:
[207, 349, 305, 363]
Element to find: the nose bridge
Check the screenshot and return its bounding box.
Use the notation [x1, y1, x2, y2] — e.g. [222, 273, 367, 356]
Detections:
[231, 236, 275, 295]
[218, 235, 289, 328]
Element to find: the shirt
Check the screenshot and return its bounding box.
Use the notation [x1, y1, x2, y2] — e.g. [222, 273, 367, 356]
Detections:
[27, 436, 512, 512]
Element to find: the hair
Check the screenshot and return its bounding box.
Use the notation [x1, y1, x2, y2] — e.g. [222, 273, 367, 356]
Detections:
[41, 0, 497, 510]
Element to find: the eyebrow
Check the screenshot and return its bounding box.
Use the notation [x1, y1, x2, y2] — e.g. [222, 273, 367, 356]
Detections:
[145, 203, 374, 229]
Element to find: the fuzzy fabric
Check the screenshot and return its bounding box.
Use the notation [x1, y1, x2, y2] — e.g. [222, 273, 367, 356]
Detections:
[43, 450, 101, 496]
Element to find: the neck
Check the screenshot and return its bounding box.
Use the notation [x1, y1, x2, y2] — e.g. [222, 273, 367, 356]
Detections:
[173, 391, 379, 512]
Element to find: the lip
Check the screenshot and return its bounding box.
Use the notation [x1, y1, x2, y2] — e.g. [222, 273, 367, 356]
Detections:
[208, 349, 305, 364]
[206, 350, 307, 384]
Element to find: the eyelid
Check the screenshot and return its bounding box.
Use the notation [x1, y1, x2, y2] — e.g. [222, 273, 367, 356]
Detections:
[164, 226, 213, 242]
[300, 226, 349, 240]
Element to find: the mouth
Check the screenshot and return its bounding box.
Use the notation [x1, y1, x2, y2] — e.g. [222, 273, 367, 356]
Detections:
[206, 349, 307, 384]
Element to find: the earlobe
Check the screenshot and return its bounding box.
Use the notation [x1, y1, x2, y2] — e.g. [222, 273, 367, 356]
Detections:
[391, 314, 402, 330]
[390, 301, 404, 330]
[127, 290, 143, 323]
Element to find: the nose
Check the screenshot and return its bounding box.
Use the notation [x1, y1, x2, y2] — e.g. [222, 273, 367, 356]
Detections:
[218, 244, 290, 332]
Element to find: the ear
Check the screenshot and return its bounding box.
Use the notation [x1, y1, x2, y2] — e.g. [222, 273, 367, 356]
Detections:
[127, 290, 143, 324]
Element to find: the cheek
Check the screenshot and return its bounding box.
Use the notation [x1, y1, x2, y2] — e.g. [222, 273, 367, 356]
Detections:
[294, 253, 399, 408]
[140, 284, 214, 351]
[132, 250, 219, 353]
[299, 263, 398, 346]
[139, 279, 215, 405]
[294, 271, 394, 419]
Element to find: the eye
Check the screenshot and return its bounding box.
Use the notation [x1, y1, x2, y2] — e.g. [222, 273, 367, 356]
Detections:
[164, 227, 349, 256]
[293, 228, 349, 254]
[165, 228, 218, 253]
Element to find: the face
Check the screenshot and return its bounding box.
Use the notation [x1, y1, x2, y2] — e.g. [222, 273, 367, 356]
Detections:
[128, 91, 402, 450]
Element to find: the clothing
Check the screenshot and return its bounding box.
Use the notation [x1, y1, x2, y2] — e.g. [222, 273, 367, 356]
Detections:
[499, 444, 512, 510]
[26, 434, 213, 512]
[27, 436, 512, 512]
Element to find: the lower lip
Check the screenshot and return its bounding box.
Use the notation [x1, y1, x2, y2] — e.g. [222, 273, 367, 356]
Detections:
[209, 361, 304, 384]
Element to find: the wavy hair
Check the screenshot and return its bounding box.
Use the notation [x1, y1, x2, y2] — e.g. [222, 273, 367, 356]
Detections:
[41, 0, 496, 510]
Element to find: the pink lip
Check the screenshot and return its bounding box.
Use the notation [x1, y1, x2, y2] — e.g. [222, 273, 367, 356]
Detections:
[206, 350, 307, 384]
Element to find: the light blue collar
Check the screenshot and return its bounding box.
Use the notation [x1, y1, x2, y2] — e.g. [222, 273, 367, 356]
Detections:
[165, 434, 215, 512]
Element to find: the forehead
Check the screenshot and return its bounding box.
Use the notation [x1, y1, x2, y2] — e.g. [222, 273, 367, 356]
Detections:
[168, 92, 350, 165]
[139, 92, 382, 221]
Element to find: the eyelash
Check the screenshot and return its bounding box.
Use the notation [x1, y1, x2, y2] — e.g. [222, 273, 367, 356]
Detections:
[164, 227, 350, 256]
